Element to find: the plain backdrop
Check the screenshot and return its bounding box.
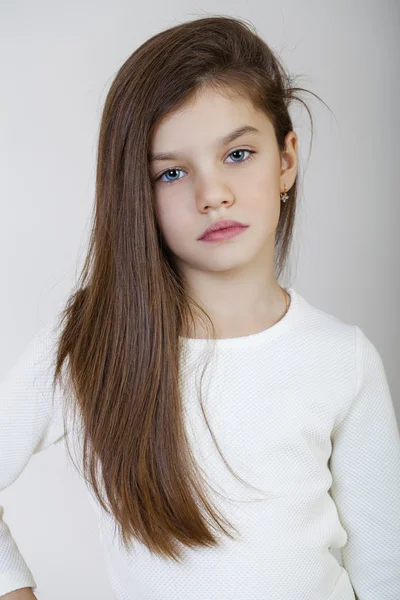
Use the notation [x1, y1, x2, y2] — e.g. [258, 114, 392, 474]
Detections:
[1, 1, 399, 598]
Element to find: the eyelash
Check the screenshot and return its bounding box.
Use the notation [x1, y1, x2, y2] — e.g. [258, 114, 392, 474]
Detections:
[154, 149, 257, 185]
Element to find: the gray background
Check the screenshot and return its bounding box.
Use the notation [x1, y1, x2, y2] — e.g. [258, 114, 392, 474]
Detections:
[1, 1, 399, 598]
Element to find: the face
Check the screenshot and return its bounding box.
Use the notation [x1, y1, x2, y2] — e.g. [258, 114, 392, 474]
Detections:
[150, 87, 297, 281]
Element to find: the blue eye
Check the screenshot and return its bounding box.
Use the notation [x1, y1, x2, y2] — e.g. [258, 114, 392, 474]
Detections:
[155, 149, 256, 185]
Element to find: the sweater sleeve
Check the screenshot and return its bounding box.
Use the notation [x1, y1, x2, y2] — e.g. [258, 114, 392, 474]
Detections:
[0, 321, 67, 596]
[329, 325, 400, 600]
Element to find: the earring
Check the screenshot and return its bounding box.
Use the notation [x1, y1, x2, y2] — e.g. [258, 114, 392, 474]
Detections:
[280, 184, 289, 203]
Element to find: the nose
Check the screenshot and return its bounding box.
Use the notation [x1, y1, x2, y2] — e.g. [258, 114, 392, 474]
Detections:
[195, 176, 235, 213]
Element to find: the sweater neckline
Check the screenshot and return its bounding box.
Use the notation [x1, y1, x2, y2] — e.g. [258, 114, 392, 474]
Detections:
[179, 287, 300, 350]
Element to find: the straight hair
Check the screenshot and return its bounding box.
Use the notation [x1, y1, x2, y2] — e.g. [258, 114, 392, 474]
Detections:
[50, 14, 330, 563]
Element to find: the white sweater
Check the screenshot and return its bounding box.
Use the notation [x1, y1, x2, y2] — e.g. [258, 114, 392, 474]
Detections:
[1, 287, 399, 600]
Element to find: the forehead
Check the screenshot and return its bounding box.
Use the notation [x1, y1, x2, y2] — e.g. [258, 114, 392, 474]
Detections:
[151, 87, 272, 152]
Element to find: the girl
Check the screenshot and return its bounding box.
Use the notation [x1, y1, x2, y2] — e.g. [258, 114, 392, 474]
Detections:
[1, 14, 399, 600]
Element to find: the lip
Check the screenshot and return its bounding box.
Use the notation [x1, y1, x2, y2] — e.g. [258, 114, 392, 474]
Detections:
[198, 219, 249, 241]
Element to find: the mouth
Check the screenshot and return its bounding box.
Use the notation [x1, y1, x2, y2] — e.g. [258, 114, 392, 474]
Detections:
[198, 219, 249, 241]
[199, 224, 249, 242]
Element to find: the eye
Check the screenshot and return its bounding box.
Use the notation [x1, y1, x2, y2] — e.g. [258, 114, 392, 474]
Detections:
[225, 149, 255, 164]
[155, 149, 256, 185]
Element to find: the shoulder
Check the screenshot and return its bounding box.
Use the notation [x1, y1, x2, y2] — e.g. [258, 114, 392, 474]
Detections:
[294, 290, 392, 426]
[292, 289, 357, 359]
[295, 291, 383, 369]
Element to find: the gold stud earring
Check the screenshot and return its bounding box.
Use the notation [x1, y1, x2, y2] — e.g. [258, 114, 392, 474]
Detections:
[280, 184, 289, 203]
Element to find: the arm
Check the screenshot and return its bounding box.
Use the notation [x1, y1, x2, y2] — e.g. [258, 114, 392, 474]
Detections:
[0, 322, 67, 597]
[329, 325, 400, 599]
[1, 588, 37, 599]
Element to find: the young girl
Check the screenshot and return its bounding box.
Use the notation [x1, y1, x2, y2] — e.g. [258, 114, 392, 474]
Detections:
[1, 15, 399, 600]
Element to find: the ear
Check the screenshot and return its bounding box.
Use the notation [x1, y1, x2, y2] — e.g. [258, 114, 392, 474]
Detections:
[280, 131, 298, 189]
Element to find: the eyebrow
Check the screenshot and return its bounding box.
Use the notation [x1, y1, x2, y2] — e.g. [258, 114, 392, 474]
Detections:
[149, 124, 260, 163]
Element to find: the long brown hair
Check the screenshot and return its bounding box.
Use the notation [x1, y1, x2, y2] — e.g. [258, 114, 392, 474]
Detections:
[50, 14, 330, 563]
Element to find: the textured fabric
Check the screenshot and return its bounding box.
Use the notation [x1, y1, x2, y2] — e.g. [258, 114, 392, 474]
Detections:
[0, 287, 399, 599]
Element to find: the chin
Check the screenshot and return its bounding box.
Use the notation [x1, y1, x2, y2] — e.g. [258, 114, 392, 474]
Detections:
[204, 251, 256, 272]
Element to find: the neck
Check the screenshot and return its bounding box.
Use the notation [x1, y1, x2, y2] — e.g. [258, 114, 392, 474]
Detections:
[183, 285, 288, 340]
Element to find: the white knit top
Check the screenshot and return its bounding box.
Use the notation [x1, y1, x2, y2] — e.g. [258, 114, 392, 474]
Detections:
[1, 287, 399, 599]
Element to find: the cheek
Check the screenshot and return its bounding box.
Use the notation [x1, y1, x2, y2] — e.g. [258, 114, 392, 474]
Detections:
[155, 193, 193, 246]
[245, 171, 280, 216]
